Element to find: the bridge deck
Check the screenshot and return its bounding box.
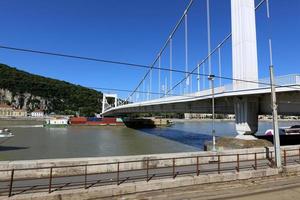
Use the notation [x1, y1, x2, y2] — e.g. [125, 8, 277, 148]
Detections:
[103, 74, 300, 115]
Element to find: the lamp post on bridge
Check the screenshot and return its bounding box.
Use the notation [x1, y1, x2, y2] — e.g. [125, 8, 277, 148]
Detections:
[208, 74, 216, 151]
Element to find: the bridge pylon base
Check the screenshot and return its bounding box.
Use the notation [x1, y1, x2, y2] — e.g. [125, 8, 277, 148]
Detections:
[234, 96, 259, 136]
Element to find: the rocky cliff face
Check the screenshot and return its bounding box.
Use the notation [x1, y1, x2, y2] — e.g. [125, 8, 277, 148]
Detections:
[0, 63, 103, 116]
[0, 88, 49, 111]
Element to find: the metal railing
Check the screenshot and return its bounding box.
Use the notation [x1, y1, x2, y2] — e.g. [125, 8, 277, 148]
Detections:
[0, 148, 289, 197]
[2, 146, 300, 197]
[282, 148, 300, 166]
[122, 74, 300, 106]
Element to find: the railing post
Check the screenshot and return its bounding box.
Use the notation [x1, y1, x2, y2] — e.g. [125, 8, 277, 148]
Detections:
[8, 169, 14, 197]
[218, 155, 220, 174]
[49, 167, 53, 193]
[298, 148, 300, 163]
[252, 153, 257, 170]
[146, 158, 149, 182]
[271, 151, 273, 160]
[172, 158, 176, 179]
[117, 162, 120, 185]
[284, 150, 287, 166]
[236, 154, 240, 172]
[196, 156, 199, 176]
[84, 165, 87, 189]
[254, 153, 257, 170]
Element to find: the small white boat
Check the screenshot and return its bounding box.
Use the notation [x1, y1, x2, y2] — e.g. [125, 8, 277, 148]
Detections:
[0, 128, 14, 144]
[265, 125, 300, 136]
[44, 117, 68, 128]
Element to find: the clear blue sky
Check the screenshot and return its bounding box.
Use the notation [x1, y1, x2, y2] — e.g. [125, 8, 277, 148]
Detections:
[0, 0, 299, 99]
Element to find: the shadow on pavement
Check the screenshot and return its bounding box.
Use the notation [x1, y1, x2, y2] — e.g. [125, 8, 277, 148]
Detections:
[0, 146, 29, 151]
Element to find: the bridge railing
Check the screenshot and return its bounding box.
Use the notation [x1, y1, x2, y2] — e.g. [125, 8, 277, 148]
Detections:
[2, 146, 300, 197]
[296, 75, 300, 85]
[183, 74, 299, 100]
[258, 74, 300, 89]
[117, 74, 300, 107]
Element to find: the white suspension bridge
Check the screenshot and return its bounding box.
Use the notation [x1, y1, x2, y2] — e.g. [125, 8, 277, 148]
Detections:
[102, 0, 300, 137]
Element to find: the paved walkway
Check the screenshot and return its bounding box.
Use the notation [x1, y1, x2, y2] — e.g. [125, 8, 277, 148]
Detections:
[0, 158, 272, 197]
[105, 174, 300, 200]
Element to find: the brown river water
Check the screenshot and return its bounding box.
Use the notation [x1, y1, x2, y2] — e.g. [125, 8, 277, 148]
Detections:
[0, 120, 299, 161]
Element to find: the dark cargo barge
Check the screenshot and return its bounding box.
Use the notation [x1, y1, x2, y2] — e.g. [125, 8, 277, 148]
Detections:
[69, 117, 124, 126]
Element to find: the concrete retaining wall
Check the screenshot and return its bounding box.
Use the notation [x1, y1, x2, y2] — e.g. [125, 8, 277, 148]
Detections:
[0, 145, 299, 180]
[0, 168, 280, 200]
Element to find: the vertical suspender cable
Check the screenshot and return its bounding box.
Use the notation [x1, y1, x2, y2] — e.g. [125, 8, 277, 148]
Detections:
[147, 82, 150, 100]
[218, 47, 222, 86]
[206, 0, 212, 81]
[185, 12, 189, 94]
[142, 80, 145, 101]
[165, 77, 168, 96]
[169, 38, 173, 95]
[197, 64, 200, 91]
[180, 82, 182, 95]
[190, 70, 193, 93]
[158, 56, 161, 98]
[266, 0, 270, 18]
[203, 62, 206, 89]
[136, 87, 139, 102]
[149, 69, 152, 99]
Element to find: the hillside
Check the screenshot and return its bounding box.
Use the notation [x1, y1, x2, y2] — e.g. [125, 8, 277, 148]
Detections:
[0, 63, 103, 116]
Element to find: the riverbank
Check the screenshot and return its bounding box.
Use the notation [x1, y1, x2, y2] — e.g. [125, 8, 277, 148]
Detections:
[0, 119, 44, 127]
[1, 145, 300, 199]
[0, 117, 298, 126]
[172, 118, 300, 122]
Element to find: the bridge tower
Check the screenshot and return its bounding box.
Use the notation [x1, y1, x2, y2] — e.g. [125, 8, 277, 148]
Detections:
[231, 0, 259, 137]
[102, 94, 118, 114]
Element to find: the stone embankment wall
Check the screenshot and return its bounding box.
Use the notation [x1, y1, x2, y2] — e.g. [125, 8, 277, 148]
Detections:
[0, 145, 299, 180]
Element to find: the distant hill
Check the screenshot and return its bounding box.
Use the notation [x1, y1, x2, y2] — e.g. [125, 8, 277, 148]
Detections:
[0, 63, 103, 116]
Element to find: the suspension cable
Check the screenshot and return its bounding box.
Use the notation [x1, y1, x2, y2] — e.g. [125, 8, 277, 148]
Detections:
[218, 47, 222, 86]
[185, 12, 189, 94]
[165, 0, 267, 95]
[126, 0, 195, 101]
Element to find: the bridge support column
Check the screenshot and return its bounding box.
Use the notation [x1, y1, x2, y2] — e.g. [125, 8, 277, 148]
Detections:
[231, 0, 258, 90]
[234, 96, 258, 138]
[231, 0, 259, 138]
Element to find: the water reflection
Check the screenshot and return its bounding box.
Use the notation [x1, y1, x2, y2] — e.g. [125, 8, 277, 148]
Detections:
[140, 127, 212, 149]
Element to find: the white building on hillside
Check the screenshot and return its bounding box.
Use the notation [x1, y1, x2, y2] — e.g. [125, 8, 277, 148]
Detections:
[31, 110, 44, 118]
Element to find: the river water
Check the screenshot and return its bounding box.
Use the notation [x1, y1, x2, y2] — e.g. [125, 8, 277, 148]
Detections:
[0, 120, 299, 161]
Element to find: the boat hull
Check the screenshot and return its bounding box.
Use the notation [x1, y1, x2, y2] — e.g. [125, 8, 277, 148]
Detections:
[43, 124, 68, 128]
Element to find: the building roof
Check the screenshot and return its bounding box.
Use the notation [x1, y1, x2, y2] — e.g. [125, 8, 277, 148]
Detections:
[14, 109, 27, 112]
[0, 104, 12, 109]
[32, 109, 44, 113]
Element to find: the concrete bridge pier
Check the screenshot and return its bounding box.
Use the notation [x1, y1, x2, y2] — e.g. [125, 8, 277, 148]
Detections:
[234, 96, 259, 138]
[231, 0, 259, 139]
